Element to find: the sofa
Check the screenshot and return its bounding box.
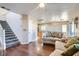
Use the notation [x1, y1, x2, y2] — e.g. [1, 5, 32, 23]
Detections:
[50, 41, 79, 56]
[42, 32, 63, 45]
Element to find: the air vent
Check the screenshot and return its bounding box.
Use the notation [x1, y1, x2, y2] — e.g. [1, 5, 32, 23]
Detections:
[38, 19, 43, 21]
[1, 6, 10, 10]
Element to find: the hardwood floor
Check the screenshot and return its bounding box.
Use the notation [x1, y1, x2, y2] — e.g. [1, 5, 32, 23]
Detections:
[3, 42, 55, 56]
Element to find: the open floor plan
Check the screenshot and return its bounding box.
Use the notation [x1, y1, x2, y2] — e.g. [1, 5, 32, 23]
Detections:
[0, 3, 79, 56]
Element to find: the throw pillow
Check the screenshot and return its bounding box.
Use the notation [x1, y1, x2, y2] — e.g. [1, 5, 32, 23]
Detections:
[61, 44, 78, 56]
[61, 38, 68, 43]
[64, 37, 79, 48]
[75, 44, 79, 50]
[57, 32, 63, 38]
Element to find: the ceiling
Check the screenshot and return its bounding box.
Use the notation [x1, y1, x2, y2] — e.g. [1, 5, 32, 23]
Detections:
[0, 3, 79, 22]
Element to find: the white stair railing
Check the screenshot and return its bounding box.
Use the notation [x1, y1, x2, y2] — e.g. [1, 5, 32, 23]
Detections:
[0, 24, 6, 50]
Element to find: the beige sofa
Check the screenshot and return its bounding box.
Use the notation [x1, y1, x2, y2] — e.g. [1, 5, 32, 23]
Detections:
[50, 41, 79, 56]
[42, 32, 63, 45]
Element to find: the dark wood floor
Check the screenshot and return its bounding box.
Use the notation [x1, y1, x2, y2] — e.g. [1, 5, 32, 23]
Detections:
[3, 42, 55, 56]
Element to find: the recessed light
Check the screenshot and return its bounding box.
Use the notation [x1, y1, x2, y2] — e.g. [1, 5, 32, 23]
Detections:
[38, 3, 45, 8]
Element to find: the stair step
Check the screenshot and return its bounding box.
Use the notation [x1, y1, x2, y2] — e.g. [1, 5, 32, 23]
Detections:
[5, 34, 15, 37]
[5, 28, 11, 30]
[5, 32, 13, 34]
[6, 41, 20, 48]
[6, 39, 18, 43]
[5, 29, 12, 32]
[5, 36, 17, 40]
[6, 40, 19, 46]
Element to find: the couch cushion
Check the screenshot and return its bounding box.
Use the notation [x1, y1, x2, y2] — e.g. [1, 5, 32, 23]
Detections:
[43, 32, 52, 37]
[57, 32, 63, 38]
[73, 51, 79, 56]
[50, 49, 63, 56]
[61, 44, 78, 56]
[75, 44, 79, 50]
[64, 37, 79, 48]
[55, 41, 66, 51]
[51, 32, 63, 38]
[52, 32, 58, 37]
[73, 44, 79, 56]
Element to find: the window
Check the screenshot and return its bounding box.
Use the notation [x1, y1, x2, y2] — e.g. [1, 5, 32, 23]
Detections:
[41, 25, 46, 31]
[62, 24, 67, 32]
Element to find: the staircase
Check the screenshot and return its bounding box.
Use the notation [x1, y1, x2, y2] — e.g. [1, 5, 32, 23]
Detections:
[0, 21, 20, 48]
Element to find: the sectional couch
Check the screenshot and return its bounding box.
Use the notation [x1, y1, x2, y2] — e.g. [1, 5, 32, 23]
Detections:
[42, 32, 63, 45]
[50, 41, 79, 56]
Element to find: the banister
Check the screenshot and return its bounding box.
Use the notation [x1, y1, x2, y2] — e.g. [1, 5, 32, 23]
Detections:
[0, 23, 6, 50]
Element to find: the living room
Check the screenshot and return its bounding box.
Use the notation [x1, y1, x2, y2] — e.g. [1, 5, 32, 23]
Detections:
[0, 3, 79, 56]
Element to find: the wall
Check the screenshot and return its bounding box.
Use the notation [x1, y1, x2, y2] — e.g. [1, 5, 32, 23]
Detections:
[39, 22, 68, 32]
[0, 15, 6, 21]
[21, 15, 29, 44]
[28, 16, 38, 42]
[21, 15, 38, 44]
[45, 23, 62, 32]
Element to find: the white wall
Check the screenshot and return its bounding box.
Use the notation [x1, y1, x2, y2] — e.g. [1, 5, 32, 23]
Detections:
[0, 15, 6, 21]
[21, 15, 29, 44]
[21, 15, 38, 43]
[46, 23, 62, 32]
[28, 16, 37, 43]
[39, 22, 62, 32]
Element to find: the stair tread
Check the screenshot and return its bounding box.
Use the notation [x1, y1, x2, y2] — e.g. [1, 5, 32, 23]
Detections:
[5, 32, 13, 33]
[6, 42, 20, 48]
[6, 38, 18, 41]
[5, 30, 12, 31]
[6, 39, 18, 43]
[6, 41, 20, 46]
[5, 28, 11, 30]
[5, 37, 17, 40]
[5, 34, 15, 37]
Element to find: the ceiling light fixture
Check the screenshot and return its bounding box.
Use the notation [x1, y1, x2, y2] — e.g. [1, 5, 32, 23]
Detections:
[38, 3, 45, 8]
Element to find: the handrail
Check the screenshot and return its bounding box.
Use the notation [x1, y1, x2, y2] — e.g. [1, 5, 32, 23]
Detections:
[3, 29, 6, 50]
